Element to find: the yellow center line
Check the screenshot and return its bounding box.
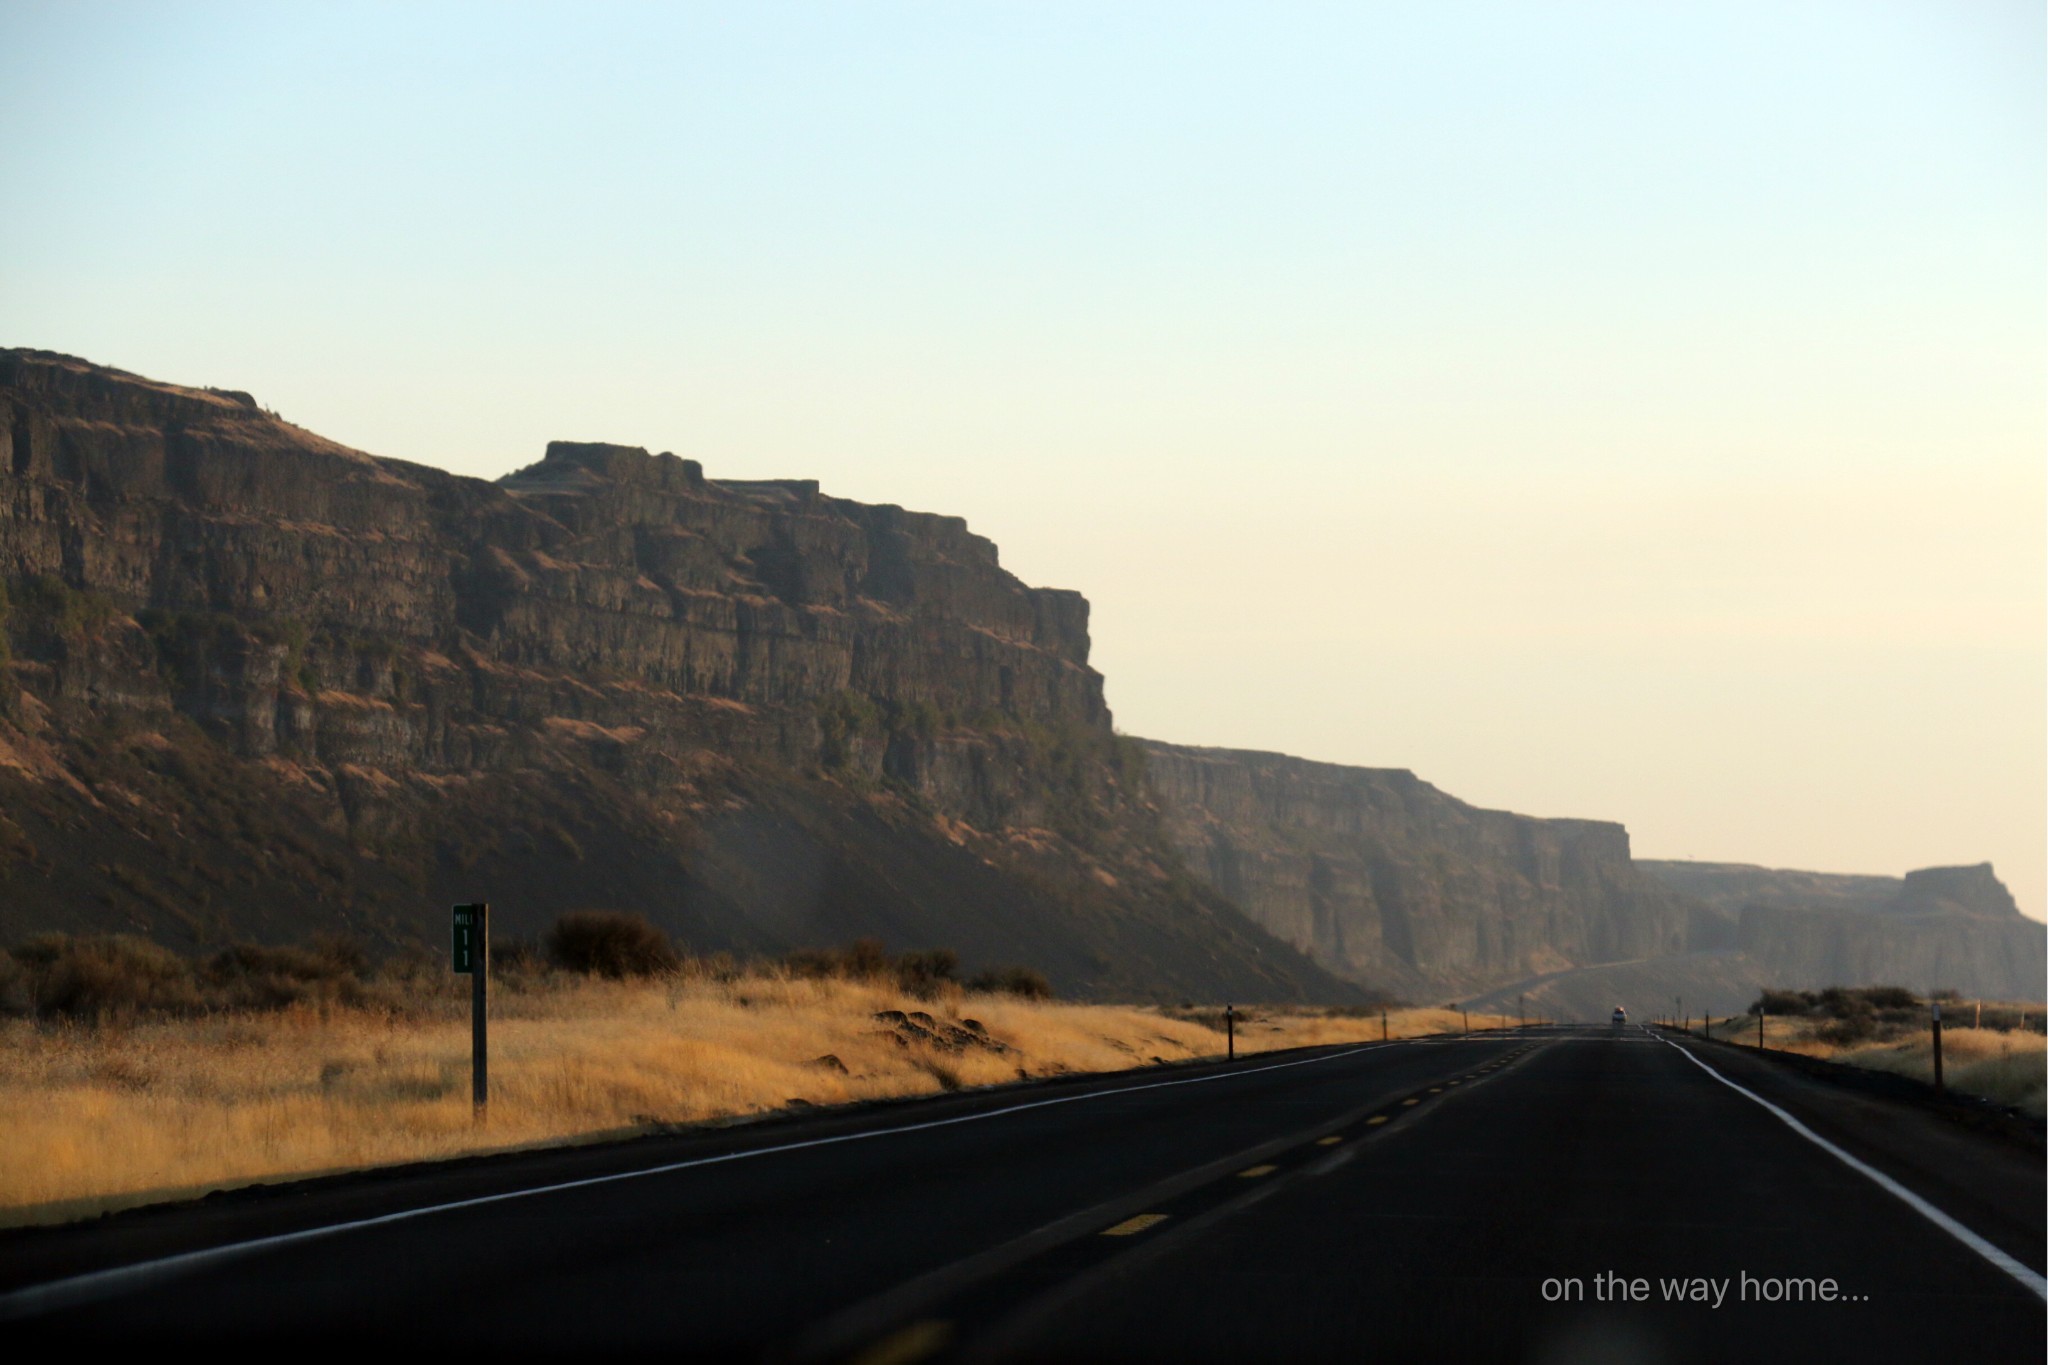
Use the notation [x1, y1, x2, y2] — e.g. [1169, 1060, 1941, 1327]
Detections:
[1401, 1098, 1420, 1106]
[1238, 1164, 1278, 1178]
[1316, 1136, 1342, 1146]
[1429, 1087, 1443, 1093]
[1367, 1115, 1390, 1125]
[849, 1319, 953, 1365]
[1101, 1213, 1170, 1237]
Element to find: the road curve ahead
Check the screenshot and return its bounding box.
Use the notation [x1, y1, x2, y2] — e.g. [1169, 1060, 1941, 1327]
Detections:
[2, 1026, 2040, 1364]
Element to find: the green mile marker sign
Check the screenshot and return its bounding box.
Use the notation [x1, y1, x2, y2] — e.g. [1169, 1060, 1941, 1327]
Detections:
[452, 904, 481, 974]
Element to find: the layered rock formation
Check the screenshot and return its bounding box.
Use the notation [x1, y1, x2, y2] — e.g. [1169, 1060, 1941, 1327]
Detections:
[3, 349, 2034, 1011]
[0, 350, 1348, 1002]
[1139, 742, 1726, 999]
[1139, 739, 2043, 1009]
[1640, 861, 2045, 1004]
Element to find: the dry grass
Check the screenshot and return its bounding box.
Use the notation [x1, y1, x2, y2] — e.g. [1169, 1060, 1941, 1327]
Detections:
[1832, 1027, 2047, 1117]
[0, 976, 1508, 1227]
[1697, 1010, 2047, 1118]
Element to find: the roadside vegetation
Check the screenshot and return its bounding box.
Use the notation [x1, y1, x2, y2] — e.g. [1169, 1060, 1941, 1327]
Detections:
[0, 920, 1509, 1226]
[1693, 986, 2046, 1118]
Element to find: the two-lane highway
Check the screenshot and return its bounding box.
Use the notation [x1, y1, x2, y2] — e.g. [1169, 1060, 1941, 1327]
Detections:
[3, 1025, 2040, 1363]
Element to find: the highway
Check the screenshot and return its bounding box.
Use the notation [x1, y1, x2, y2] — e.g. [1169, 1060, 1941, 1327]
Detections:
[2, 1025, 2041, 1363]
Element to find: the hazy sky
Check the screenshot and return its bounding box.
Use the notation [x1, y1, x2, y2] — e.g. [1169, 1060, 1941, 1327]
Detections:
[4, 2, 2042, 920]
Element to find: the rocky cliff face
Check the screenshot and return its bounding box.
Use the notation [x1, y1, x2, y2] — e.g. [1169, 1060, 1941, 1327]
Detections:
[1138, 742, 1724, 997]
[4, 350, 2030, 1010]
[0, 350, 1349, 1003]
[1142, 746, 2043, 1008]
[1638, 860, 2045, 1003]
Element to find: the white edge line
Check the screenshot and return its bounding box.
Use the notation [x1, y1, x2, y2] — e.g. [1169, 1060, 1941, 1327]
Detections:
[1, 1034, 1473, 1320]
[1662, 1036, 2048, 1303]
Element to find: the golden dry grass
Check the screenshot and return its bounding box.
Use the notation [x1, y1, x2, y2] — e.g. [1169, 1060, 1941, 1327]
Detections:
[1698, 1010, 2047, 1117]
[1832, 1027, 2047, 1117]
[0, 976, 1510, 1227]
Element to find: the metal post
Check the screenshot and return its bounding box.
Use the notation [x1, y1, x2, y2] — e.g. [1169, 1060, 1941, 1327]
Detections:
[1931, 1002, 1943, 1095]
[1757, 1009, 1764, 1050]
[1462, 1008, 1469, 1037]
[1225, 1004, 1236, 1062]
[474, 903, 490, 1118]
[1381, 1008, 1388, 1042]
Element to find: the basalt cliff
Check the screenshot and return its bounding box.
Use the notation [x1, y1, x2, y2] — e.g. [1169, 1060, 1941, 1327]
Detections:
[2, 350, 2037, 1011]
[1137, 743, 2042, 1012]
[0, 349, 1341, 1001]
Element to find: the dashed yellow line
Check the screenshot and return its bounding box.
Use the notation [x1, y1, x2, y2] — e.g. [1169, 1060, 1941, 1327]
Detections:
[1316, 1136, 1342, 1146]
[1401, 1098, 1420, 1106]
[850, 1319, 953, 1365]
[1101, 1213, 1170, 1236]
[1238, 1164, 1278, 1178]
[1367, 1115, 1389, 1125]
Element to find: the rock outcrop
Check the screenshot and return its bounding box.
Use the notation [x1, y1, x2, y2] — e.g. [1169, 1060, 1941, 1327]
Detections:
[1138, 741, 1726, 997]
[0, 350, 1351, 1003]
[1639, 860, 2045, 1004]
[1142, 746, 2044, 1009]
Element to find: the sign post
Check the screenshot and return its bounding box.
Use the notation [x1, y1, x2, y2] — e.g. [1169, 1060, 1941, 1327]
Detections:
[1224, 1003, 1237, 1061]
[1930, 1001, 1944, 1095]
[453, 903, 489, 1120]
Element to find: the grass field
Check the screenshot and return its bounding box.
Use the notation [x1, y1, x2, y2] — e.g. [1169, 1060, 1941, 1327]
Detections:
[1691, 1007, 2045, 1117]
[0, 971, 1510, 1227]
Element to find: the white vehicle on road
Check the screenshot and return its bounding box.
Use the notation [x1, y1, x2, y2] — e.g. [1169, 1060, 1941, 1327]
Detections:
[1611, 1005, 1627, 1027]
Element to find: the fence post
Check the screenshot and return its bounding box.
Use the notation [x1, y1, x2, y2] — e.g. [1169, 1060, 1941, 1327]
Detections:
[1225, 1003, 1236, 1061]
[1757, 1010, 1764, 1050]
[1931, 1002, 1944, 1095]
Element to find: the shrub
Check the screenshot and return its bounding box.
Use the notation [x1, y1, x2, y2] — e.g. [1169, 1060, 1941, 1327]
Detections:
[201, 936, 369, 1009]
[895, 948, 958, 999]
[967, 965, 1054, 1000]
[1751, 988, 1813, 1017]
[784, 940, 965, 997]
[786, 937, 893, 982]
[492, 936, 547, 975]
[1860, 985, 1918, 1010]
[1817, 1011, 1878, 1045]
[32, 934, 205, 1018]
[547, 911, 680, 978]
[0, 948, 28, 1016]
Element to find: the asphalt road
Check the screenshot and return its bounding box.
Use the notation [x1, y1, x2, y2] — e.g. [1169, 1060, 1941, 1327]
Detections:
[3, 1025, 2041, 1363]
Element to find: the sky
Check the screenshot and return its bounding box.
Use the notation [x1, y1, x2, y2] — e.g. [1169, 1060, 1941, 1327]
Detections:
[3, 2, 2042, 920]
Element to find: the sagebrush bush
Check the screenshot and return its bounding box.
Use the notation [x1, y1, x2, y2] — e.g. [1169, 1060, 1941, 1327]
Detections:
[894, 949, 958, 999]
[0, 950, 29, 1017]
[967, 965, 1054, 1000]
[27, 934, 205, 1019]
[546, 911, 680, 978]
[784, 940, 963, 999]
[201, 936, 370, 1010]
